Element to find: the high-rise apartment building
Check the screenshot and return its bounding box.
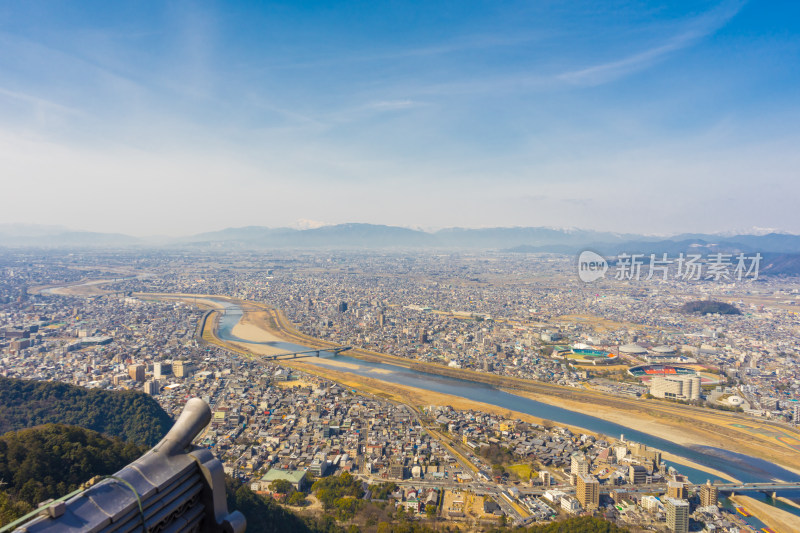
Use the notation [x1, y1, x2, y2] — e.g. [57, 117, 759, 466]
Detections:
[144, 380, 160, 395]
[667, 480, 686, 500]
[576, 473, 599, 510]
[665, 498, 690, 533]
[128, 363, 145, 382]
[173, 360, 192, 378]
[571, 454, 589, 476]
[629, 465, 647, 484]
[699, 480, 719, 507]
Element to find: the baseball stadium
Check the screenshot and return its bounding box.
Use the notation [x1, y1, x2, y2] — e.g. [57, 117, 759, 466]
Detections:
[553, 345, 619, 365]
[628, 364, 723, 385]
[628, 364, 697, 377]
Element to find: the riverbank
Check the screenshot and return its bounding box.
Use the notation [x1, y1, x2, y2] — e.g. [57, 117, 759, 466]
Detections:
[184, 297, 743, 482]
[284, 359, 601, 438]
[213, 302, 762, 481]
[777, 496, 800, 510]
[134, 292, 228, 310]
[236, 298, 800, 476]
[659, 452, 738, 483]
[36, 278, 118, 296]
[232, 311, 285, 343]
[730, 494, 800, 532]
[135, 292, 800, 479]
[284, 359, 740, 483]
[504, 388, 708, 446]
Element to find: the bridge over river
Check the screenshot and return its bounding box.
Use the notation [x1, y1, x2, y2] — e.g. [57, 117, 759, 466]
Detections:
[260, 346, 351, 360]
[700, 481, 800, 497]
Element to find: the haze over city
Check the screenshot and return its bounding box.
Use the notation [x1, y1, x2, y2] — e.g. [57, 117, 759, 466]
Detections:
[6, 3, 800, 532]
[2, 0, 799, 236]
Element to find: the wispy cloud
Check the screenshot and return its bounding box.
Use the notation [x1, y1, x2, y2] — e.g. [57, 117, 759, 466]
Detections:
[402, 1, 747, 96]
[1, 0, 795, 236]
[557, 34, 698, 86]
[364, 99, 422, 111]
[264, 33, 547, 71]
[377, 33, 545, 60]
[0, 87, 80, 115]
[558, 0, 747, 86]
[319, 99, 428, 125]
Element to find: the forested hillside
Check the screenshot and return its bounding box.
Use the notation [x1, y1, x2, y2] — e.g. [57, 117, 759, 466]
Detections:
[0, 376, 173, 446]
[679, 300, 742, 315]
[0, 424, 146, 526]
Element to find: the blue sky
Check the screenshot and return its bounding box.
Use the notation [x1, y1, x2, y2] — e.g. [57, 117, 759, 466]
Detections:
[1, 1, 799, 236]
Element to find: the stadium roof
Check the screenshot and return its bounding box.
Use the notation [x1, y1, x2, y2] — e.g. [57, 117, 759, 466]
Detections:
[651, 345, 676, 353]
[619, 343, 647, 354]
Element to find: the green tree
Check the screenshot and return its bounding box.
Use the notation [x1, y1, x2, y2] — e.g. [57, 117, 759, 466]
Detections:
[312, 472, 365, 510]
[225, 478, 338, 533]
[0, 376, 173, 446]
[334, 496, 361, 520]
[287, 491, 308, 506]
[0, 424, 145, 510]
[368, 482, 398, 500]
[0, 491, 33, 528]
[269, 479, 294, 495]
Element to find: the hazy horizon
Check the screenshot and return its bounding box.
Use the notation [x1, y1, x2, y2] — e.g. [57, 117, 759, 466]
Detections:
[0, 220, 796, 241]
[2, 1, 799, 236]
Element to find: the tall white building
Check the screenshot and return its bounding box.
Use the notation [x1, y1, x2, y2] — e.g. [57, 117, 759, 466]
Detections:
[571, 454, 589, 476]
[650, 375, 701, 401]
[640, 495, 662, 512]
[144, 380, 160, 395]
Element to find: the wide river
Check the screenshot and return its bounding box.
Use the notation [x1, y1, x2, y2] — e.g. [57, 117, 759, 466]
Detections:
[212, 300, 800, 523]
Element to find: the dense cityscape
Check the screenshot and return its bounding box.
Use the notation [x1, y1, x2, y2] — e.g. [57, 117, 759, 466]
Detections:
[3, 1, 800, 531]
[2, 249, 800, 532]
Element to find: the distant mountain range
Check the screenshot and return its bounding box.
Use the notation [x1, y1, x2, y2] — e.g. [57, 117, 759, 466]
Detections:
[181, 224, 652, 250]
[0, 224, 139, 248]
[3, 222, 800, 258]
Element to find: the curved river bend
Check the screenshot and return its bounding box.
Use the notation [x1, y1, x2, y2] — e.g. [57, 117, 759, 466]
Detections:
[213, 300, 800, 527]
[212, 300, 799, 490]
[39, 282, 798, 527]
